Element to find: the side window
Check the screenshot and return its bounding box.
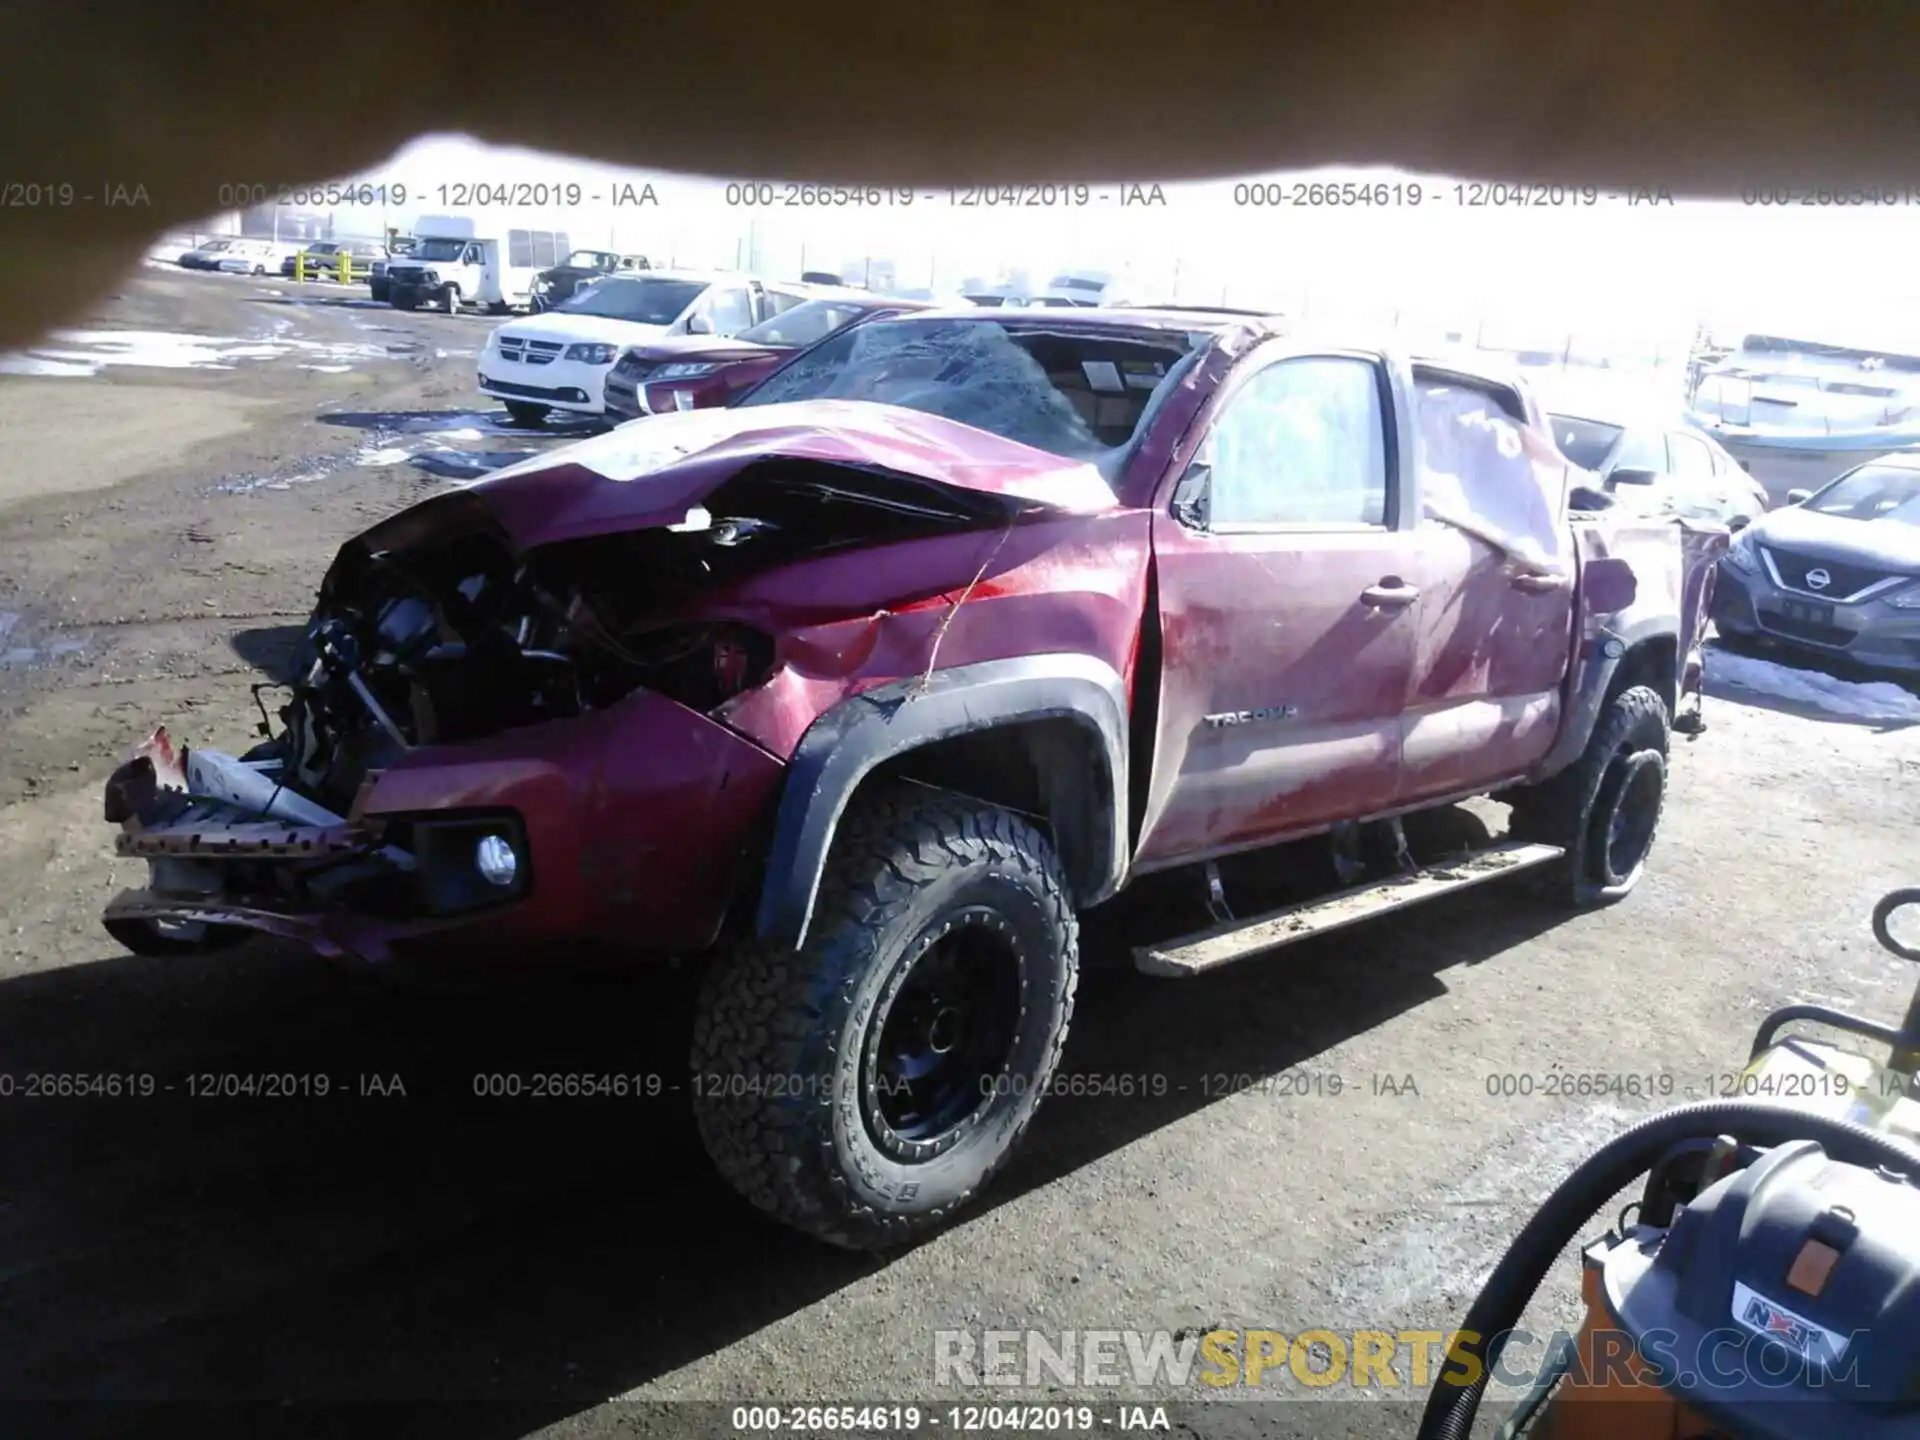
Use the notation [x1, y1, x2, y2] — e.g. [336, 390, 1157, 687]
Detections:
[508, 230, 533, 268]
[555, 233, 570, 260]
[1202, 357, 1389, 527]
[531, 232, 557, 268]
[763, 288, 809, 318]
[1414, 374, 1565, 550]
[1666, 431, 1715, 481]
[706, 287, 756, 335]
[1610, 426, 1667, 475]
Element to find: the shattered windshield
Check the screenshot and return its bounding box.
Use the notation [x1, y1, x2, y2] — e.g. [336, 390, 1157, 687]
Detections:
[736, 317, 1200, 467]
[1807, 462, 1920, 522]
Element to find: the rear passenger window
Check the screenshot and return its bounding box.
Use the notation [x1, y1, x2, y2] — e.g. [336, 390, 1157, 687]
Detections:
[1203, 357, 1389, 526]
[1415, 374, 1567, 555]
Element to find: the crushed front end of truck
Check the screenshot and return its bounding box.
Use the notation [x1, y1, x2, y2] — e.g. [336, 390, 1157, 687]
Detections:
[99, 403, 1136, 966]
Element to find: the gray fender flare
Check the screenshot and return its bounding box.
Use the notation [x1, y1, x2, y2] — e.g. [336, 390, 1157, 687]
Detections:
[754, 654, 1131, 951]
[1536, 611, 1681, 779]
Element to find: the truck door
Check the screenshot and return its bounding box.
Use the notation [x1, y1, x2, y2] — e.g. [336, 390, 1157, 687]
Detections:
[1133, 349, 1421, 868]
[1397, 371, 1577, 803]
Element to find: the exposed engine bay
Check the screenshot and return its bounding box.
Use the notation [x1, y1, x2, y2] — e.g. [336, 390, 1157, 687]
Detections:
[275, 459, 1030, 813]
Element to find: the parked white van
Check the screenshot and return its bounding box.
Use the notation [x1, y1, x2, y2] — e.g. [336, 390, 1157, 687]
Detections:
[478, 271, 790, 423]
[384, 222, 573, 314]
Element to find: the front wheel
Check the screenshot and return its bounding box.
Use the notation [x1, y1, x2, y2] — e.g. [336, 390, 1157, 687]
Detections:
[1508, 684, 1671, 907]
[690, 783, 1080, 1250]
[444, 285, 461, 315]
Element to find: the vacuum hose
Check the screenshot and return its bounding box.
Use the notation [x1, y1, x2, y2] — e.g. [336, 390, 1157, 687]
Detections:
[1414, 1101, 1920, 1440]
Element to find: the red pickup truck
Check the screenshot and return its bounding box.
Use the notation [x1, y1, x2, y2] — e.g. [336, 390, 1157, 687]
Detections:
[100, 308, 1722, 1248]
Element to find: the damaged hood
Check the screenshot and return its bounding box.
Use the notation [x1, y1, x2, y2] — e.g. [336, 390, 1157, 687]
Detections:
[446, 400, 1123, 549]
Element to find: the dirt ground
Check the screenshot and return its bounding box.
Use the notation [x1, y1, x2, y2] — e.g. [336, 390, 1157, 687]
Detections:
[0, 272, 1916, 1439]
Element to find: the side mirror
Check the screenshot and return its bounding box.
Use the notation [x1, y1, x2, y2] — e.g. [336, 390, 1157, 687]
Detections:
[1727, 513, 1751, 533]
[1737, 458, 1752, 473]
[1170, 462, 1211, 530]
[1582, 556, 1638, 614]
[1786, 488, 1813, 505]
[1607, 467, 1660, 488]
[686, 313, 715, 335]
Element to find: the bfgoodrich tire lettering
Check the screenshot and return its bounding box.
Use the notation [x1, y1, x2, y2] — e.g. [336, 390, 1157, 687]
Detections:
[690, 782, 1079, 1250]
[1509, 684, 1671, 907]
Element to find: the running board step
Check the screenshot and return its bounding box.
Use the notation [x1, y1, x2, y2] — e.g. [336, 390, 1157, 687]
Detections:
[1133, 841, 1565, 978]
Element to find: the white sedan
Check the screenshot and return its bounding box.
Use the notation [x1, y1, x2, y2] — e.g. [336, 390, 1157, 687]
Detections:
[478, 272, 784, 425]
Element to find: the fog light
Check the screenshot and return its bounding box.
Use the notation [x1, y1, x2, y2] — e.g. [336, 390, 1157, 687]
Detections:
[475, 834, 519, 887]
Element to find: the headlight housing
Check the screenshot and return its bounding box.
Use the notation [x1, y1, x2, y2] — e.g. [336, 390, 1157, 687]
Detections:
[564, 343, 618, 365]
[1887, 582, 1920, 610]
[654, 362, 721, 380]
[1725, 530, 1759, 573]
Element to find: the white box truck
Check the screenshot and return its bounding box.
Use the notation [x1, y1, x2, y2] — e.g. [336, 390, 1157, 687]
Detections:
[383, 215, 573, 314]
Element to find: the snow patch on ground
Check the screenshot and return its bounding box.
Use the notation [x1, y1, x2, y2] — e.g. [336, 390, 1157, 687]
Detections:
[357, 447, 413, 467]
[1706, 647, 1920, 722]
[0, 328, 401, 377]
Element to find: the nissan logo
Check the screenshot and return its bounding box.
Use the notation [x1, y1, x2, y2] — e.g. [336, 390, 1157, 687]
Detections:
[1805, 567, 1833, 591]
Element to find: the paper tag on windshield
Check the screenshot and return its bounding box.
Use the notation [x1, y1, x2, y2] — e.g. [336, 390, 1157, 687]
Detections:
[1082, 361, 1125, 393]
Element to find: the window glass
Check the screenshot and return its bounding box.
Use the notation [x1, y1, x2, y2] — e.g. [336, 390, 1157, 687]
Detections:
[508, 231, 532, 268]
[1204, 358, 1389, 526]
[706, 287, 756, 334]
[1666, 431, 1715, 479]
[531, 232, 556, 268]
[1416, 375, 1566, 560]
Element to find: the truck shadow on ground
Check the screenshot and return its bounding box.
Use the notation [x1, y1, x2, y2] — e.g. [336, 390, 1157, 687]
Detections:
[0, 816, 1562, 1438]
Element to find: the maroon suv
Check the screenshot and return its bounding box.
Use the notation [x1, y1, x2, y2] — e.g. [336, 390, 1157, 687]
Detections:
[601, 291, 930, 420]
[100, 308, 1722, 1250]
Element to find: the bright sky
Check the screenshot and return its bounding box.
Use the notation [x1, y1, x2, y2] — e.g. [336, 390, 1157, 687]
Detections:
[304, 133, 1920, 362]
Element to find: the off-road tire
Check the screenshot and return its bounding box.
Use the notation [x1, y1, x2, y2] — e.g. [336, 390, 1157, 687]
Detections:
[690, 783, 1079, 1250]
[503, 401, 549, 427]
[1508, 684, 1671, 907]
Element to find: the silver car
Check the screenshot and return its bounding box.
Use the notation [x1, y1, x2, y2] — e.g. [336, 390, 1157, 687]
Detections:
[1712, 452, 1920, 672]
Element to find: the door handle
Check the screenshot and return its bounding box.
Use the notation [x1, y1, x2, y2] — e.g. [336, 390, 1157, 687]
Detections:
[1360, 578, 1420, 608]
[1510, 570, 1572, 594]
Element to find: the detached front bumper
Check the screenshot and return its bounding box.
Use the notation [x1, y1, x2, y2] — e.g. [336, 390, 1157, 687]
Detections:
[102, 692, 787, 965]
[1713, 558, 1920, 674]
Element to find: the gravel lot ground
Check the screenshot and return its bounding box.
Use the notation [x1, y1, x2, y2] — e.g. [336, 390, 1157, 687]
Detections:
[0, 271, 1916, 1440]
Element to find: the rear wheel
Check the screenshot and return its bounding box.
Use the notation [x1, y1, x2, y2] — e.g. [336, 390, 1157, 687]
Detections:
[503, 401, 548, 426]
[1509, 684, 1671, 906]
[690, 783, 1079, 1250]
